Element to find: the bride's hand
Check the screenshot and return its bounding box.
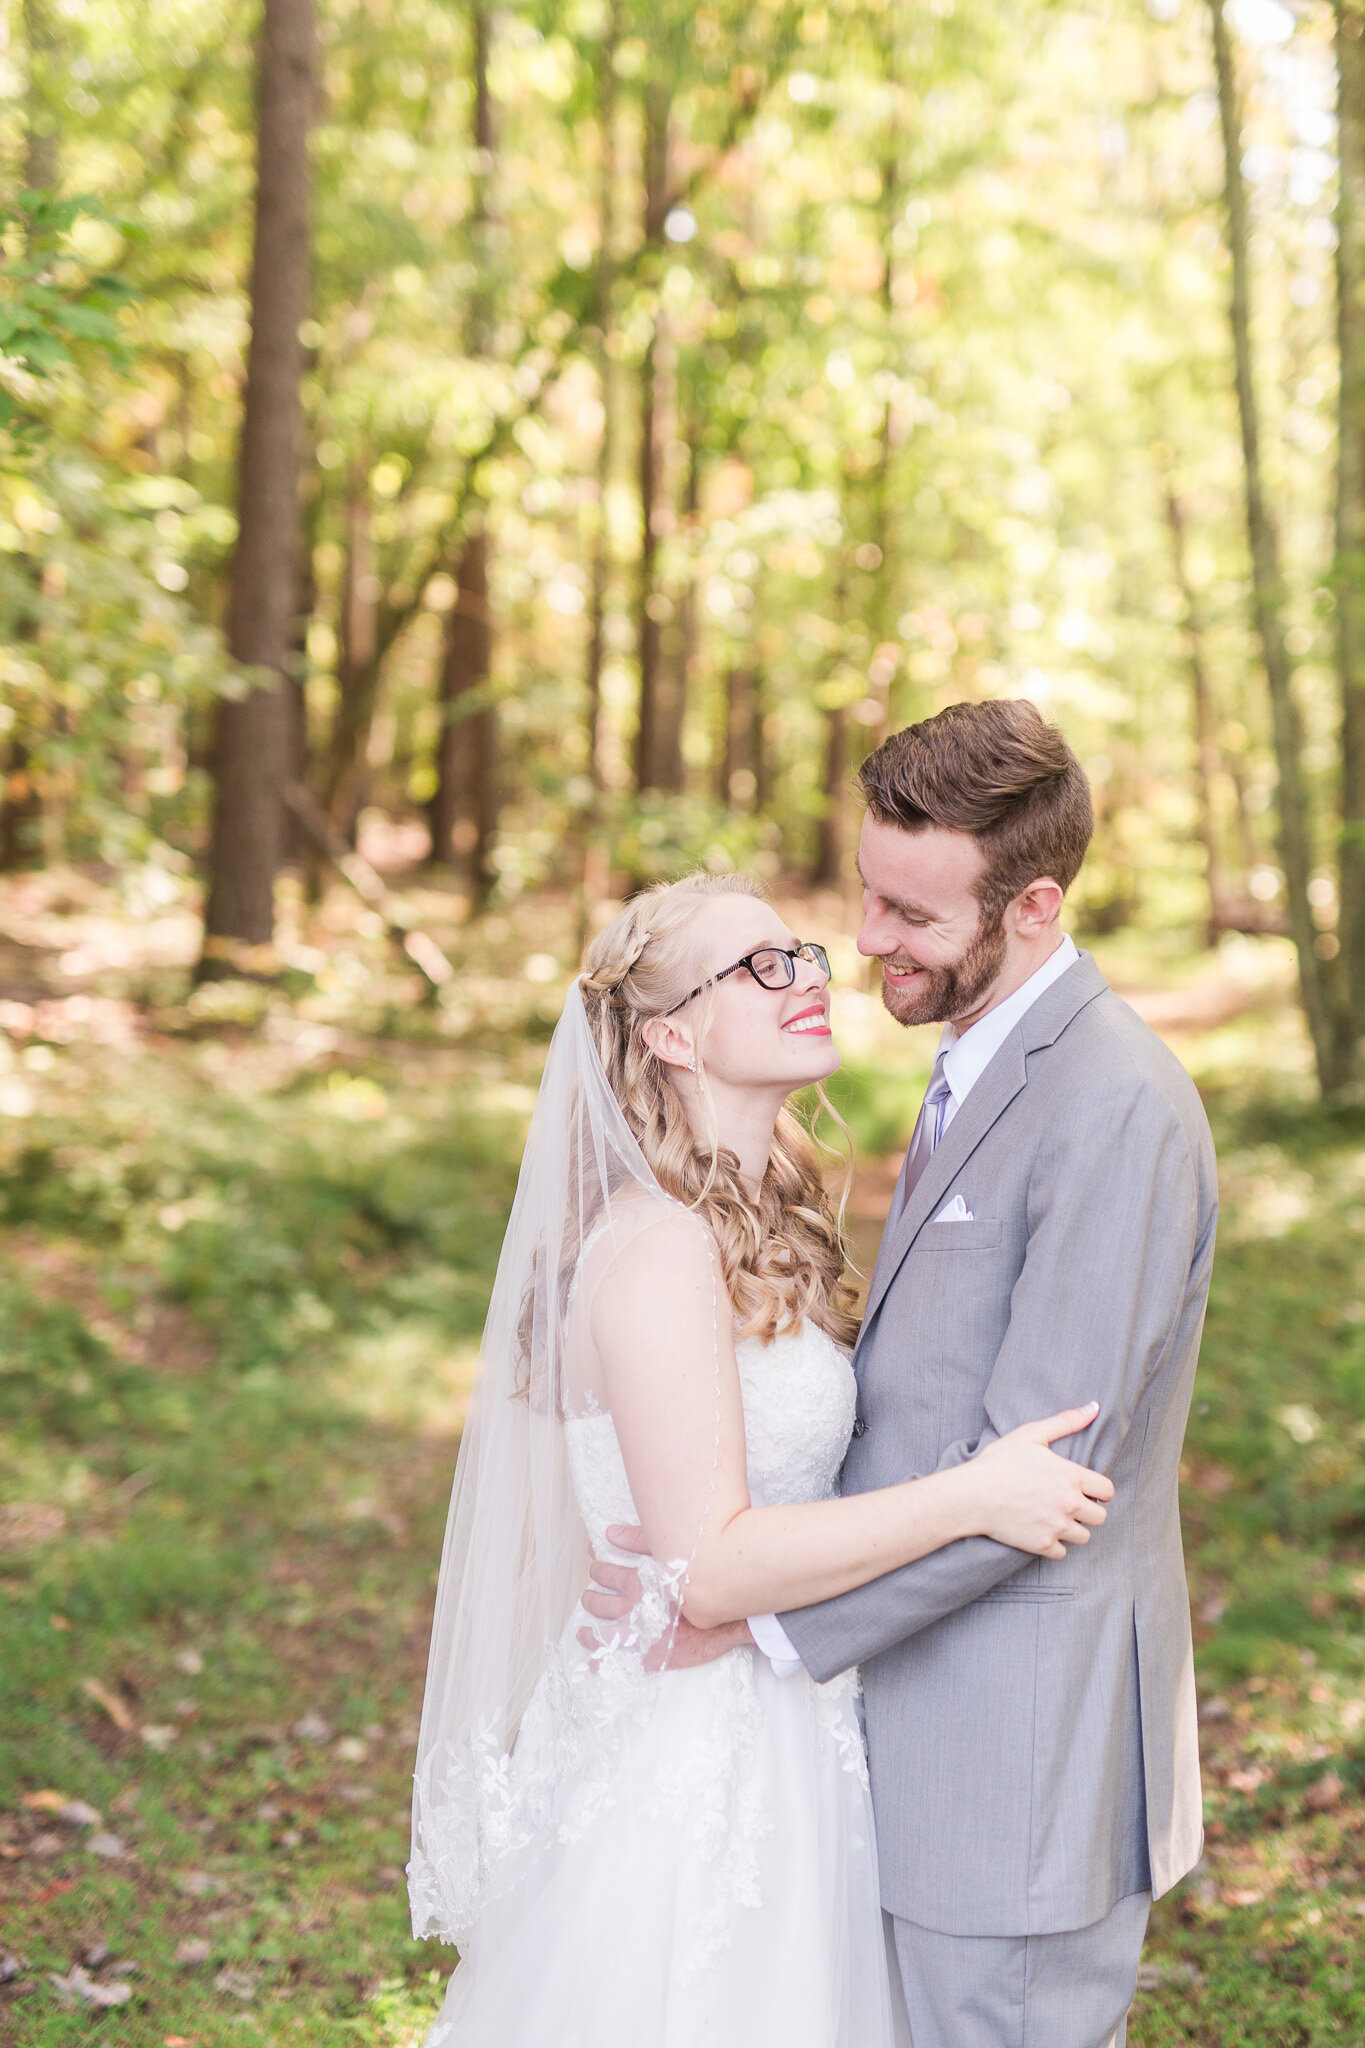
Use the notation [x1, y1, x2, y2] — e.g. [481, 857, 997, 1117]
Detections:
[966, 1403, 1114, 1558]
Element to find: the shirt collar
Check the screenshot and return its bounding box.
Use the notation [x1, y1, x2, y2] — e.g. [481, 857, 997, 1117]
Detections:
[937, 933, 1079, 1110]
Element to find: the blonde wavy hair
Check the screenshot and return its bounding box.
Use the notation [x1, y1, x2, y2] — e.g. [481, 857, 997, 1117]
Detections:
[579, 873, 858, 1350]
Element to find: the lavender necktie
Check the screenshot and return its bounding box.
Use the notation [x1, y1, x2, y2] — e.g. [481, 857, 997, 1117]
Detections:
[890, 1049, 954, 1227]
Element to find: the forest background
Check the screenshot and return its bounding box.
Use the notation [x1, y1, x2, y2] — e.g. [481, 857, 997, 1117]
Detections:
[5, 0, 1365, 2043]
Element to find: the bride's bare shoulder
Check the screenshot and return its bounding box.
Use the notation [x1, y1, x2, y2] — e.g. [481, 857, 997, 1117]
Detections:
[580, 1195, 723, 1306]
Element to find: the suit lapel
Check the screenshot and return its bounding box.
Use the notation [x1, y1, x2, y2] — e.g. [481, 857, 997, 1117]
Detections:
[857, 1036, 1026, 1341]
[854, 952, 1109, 1353]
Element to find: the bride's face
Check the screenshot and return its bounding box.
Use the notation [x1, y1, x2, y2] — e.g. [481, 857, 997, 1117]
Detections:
[653, 895, 840, 1095]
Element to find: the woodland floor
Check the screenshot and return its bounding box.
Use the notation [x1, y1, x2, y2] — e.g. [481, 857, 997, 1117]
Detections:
[1, 864, 1364, 2046]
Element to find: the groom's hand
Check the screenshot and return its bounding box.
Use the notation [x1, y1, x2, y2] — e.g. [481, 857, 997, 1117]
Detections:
[578, 1522, 753, 1672]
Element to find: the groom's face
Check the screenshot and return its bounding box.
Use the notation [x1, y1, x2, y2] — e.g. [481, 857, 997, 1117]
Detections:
[856, 814, 1008, 1029]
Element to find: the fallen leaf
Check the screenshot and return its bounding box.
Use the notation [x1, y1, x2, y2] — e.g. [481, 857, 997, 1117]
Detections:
[165, 2037, 198, 2046]
[50, 1614, 70, 1631]
[87, 1833, 126, 1859]
[1305, 1770, 1345, 1812]
[333, 1735, 367, 1763]
[29, 1878, 77, 1905]
[175, 1938, 211, 1966]
[83, 1942, 111, 1969]
[174, 1648, 204, 1676]
[28, 1832, 64, 1857]
[59, 1801, 102, 1828]
[140, 1724, 177, 1752]
[0, 1955, 22, 1984]
[82, 1677, 137, 1733]
[214, 1966, 257, 2002]
[174, 1871, 223, 1898]
[20, 1789, 67, 1812]
[1222, 1886, 1266, 1907]
[49, 1965, 133, 2009]
[292, 1712, 333, 1743]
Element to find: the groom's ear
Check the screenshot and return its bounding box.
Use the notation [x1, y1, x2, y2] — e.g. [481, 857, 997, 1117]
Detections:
[1010, 875, 1065, 936]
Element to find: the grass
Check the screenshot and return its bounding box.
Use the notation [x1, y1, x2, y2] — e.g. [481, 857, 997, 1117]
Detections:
[1, 879, 1364, 2044]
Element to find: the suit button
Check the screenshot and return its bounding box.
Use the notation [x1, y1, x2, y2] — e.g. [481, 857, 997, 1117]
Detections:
[851, 1418, 868, 1438]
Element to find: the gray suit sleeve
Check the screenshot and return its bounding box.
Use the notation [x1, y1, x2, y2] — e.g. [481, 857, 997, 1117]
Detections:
[781, 1078, 1203, 1683]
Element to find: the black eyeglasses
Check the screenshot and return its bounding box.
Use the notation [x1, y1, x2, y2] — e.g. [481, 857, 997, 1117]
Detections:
[664, 941, 831, 1016]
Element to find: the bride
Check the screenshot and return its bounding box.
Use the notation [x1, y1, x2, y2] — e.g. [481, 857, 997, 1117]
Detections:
[408, 872, 1112, 2046]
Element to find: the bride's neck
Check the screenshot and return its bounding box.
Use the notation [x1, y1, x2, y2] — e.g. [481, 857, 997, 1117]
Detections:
[677, 1081, 781, 1197]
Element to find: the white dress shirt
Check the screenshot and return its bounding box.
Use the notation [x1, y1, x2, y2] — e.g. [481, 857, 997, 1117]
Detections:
[749, 933, 1080, 1678]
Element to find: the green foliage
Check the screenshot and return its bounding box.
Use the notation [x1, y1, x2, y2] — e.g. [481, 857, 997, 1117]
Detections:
[0, 0, 1329, 937]
[0, 192, 137, 434]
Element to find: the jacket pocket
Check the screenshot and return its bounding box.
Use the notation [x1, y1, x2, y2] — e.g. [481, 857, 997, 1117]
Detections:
[977, 1582, 1077, 1604]
[915, 1218, 1004, 1252]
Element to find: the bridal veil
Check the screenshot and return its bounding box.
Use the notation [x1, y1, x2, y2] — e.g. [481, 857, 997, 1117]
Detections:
[408, 979, 723, 1943]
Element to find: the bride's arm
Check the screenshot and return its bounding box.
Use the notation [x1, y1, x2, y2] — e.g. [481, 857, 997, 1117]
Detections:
[590, 1217, 1111, 1632]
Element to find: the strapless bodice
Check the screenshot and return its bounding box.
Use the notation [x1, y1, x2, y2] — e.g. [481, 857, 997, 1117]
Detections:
[564, 1321, 856, 1552]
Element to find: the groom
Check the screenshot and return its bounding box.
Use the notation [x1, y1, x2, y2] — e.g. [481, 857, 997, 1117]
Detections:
[591, 699, 1217, 2048]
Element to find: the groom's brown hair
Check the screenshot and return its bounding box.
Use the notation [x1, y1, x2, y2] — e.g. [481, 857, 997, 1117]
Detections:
[858, 698, 1093, 923]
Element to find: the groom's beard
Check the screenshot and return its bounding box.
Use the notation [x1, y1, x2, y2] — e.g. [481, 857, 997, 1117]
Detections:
[878, 912, 1009, 1028]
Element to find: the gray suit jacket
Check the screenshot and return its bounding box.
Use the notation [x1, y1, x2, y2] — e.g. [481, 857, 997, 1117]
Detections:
[782, 954, 1217, 1938]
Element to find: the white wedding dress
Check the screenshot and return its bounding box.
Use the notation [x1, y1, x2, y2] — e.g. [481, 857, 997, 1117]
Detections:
[422, 1319, 901, 2047]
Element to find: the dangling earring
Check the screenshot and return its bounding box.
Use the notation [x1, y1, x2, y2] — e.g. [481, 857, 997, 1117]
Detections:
[686, 1053, 696, 1073]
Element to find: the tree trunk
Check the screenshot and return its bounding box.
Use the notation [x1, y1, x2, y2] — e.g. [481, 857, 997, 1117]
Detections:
[201, 0, 313, 965]
[653, 413, 697, 793]
[582, 0, 620, 801]
[1336, 0, 1365, 1059]
[428, 4, 498, 899]
[321, 468, 379, 842]
[1208, 0, 1346, 1086]
[716, 666, 762, 809]
[811, 705, 848, 888]
[428, 526, 497, 895]
[633, 77, 671, 793]
[1, 0, 59, 871]
[21, 0, 58, 191]
[284, 467, 318, 869]
[1163, 484, 1232, 946]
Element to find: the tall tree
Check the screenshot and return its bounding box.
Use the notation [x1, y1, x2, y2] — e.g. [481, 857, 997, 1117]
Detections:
[1208, 0, 1346, 1089]
[21, 0, 58, 192]
[582, 0, 621, 811]
[428, 3, 499, 899]
[632, 74, 675, 793]
[1336, 0, 1365, 1068]
[1163, 482, 1233, 946]
[0, 0, 62, 871]
[200, 0, 314, 967]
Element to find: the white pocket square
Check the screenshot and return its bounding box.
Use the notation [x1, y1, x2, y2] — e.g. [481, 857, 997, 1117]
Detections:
[933, 1195, 974, 1223]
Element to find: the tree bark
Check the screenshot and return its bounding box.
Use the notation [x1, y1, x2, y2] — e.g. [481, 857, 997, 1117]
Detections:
[653, 409, 697, 793]
[1208, 0, 1346, 1086]
[201, 0, 313, 964]
[1163, 484, 1233, 946]
[633, 76, 671, 792]
[1336, 0, 1365, 1056]
[321, 466, 379, 842]
[0, 0, 59, 871]
[582, 0, 620, 801]
[427, 3, 498, 899]
[21, 0, 58, 191]
[811, 704, 848, 888]
[428, 525, 496, 895]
